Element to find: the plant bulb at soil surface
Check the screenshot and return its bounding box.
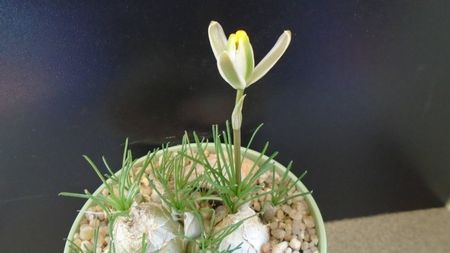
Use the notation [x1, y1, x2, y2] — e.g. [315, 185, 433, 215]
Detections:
[216, 203, 269, 253]
[184, 212, 202, 239]
[113, 202, 184, 253]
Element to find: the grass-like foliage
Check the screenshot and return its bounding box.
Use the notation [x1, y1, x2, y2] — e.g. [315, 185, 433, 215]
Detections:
[148, 134, 209, 215]
[188, 210, 248, 253]
[182, 123, 277, 213]
[61, 125, 310, 252]
[269, 162, 310, 206]
[140, 233, 149, 253]
[59, 139, 154, 215]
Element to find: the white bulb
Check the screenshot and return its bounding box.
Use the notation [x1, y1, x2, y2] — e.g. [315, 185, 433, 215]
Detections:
[113, 202, 184, 253]
[217, 204, 269, 253]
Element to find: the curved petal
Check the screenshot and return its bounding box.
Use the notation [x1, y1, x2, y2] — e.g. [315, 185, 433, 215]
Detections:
[235, 31, 254, 80]
[227, 33, 237, 55]
[247, 30, 291, 86]
[208, 21, 228, 60]
[217, 52, 246, 90]
[232, 94, 246, 130]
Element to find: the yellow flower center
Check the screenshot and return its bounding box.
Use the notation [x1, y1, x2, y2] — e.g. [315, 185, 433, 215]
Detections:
[228, 30, 249, 50]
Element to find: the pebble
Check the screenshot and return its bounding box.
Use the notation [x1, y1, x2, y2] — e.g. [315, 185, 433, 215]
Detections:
[301, 242, 310, 250]
[289, 238, 301, 250]
[304, 215, 315, 228]
[281, 205, 292, 214]
[97, 210, 106, 221]
[272, 228, 286, 240]
[289, 210, 303, 220]
[80, 240, 93, 251]
[272, 241, 288, 253]
[310, 246, 319, 253]
[304, 232, 310, 241]
[141, 177, 150, 186]
[79, 224, 94, 241]
[89, 218, 100, 227]
[284, 234, 293, 241]
[261, 242, 271, 253]
[292, 219, 304, 235]
[145, 166, 153, 175]
[285, 223, 292, 231]
[299, 230, 305, 240]
[140, 185, 152, 199]
[252, 200, 261, 212]
[101, 188, 109, 196]
[85, 210, 95, 222]
[73, 238, 81, 247]
[307, 228, 316, 235]
[276, 209, 285, 220]
[200, 208, 212, 220]
[214, 205, 228, 224]
[269, 221, 278, 230]
[285, 228, 292, 238]
[263, 204, 276, 222]
[99, 225, 109, 237]
[150, 190, 161, 203]
[311, 234, 319, 245]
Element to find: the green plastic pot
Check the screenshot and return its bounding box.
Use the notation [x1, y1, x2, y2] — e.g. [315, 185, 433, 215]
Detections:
[64, 144, 327, 253]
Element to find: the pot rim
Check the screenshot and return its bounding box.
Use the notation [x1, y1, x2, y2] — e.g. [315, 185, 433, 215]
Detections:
[63, 143, 327, 253]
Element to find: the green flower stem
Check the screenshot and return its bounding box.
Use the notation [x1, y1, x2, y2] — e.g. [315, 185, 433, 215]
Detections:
[233, 89, 245, 185]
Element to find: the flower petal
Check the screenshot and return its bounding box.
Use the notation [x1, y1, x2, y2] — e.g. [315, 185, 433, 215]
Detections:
[232, 94, 246, 130]
[235, 31, 255, 80]
[217, 51, 246, 90]
[227, 33, 237, 55]
[208, 21, 228, 60]
[247, 30, 291, 86]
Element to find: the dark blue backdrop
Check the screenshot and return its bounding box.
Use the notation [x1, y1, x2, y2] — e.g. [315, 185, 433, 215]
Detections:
[1, 1, 449, 252]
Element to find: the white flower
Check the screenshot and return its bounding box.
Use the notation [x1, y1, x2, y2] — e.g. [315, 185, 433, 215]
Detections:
[208, 21, 292, 90]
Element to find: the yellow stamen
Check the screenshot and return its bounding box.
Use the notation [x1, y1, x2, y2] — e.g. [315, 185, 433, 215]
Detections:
[228, 30, 249, 50]
[235, 30, 248, 42]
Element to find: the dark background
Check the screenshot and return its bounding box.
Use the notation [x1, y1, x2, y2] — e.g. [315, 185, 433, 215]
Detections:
[1, 1, 449, 252]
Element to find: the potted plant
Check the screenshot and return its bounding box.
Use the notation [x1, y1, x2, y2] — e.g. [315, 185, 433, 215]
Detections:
[61, 21, 326, 253]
